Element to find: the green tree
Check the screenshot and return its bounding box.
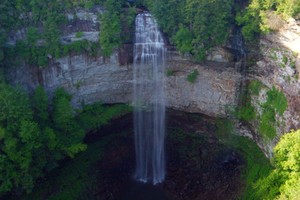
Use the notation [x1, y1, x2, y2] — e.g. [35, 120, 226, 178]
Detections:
[99, 11, 121, 57]
[98, 0, 123, 57]
[255, 129, 300, 199]
[0, 84, 44, 194]
[147, 0, 233, 61]
[52, 87, 87, 158]
[173, 25, 193, 53]
[0, 85, 88, 196]
[32, 85, 49, 127]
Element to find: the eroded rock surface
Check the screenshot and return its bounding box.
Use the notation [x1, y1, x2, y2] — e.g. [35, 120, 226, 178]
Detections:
[7, 54, 241, 118]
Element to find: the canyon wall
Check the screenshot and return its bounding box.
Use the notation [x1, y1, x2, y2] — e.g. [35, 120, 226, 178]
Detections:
[7, 53, 241, 118]
[6, 7, 300, 156]
[239, 18, 300, 156]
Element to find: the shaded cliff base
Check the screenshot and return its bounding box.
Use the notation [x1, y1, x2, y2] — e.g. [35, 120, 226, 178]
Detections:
[17, 110, 271, 200]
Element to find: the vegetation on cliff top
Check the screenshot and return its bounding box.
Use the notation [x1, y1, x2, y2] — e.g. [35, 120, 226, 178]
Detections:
[236, 0, 300, 40]
[138, 0, 234, 61]
[0, 0, 134, 67]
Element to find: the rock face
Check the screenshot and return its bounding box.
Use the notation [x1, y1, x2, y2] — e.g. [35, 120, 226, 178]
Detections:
[7, 6, 300, 157]
[7, 54, 241, 118]
[7, 53, 133, 106]
[243, 18, 300, 156]
[5, 6, 241, 118]
[165, 60, 240, 117]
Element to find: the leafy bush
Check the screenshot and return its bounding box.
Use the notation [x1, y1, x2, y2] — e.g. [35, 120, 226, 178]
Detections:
[173, 26, 193, 54]
[0, 84, 131, 196]
[76, 103, 132, 132]
[75, 32, 84, 38]
[145, 0, 233, 61]
[236, 102, 256, 122]
[99, 0, 122, 57]
[215, 119, 272, 200]
[187, 69, 199, 83]
[166, 69, 175, 76]
[259, 108, 277, 139]
[254, 129, 300, 199]
[237, 0, 300, 40]
[258, 87, 287, 139]
[266, 87, 287, 116]
[248, 80, 263, 96]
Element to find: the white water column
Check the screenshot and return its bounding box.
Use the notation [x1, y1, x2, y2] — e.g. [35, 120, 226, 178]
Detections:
[133, 12, 166, 184]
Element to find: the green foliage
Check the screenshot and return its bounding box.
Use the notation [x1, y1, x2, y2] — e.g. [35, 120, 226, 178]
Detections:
[99, 0, 122, 57]
[0, 84, 42, 194]
[32, 86, 49, 126]
[282, 56, 288, 64]
[21, 131, 122, 200]
[258, 87, 287, 140]
[75, 32, 84, 38]
[235, 84, 258, 122]
[236, 0, 262, 40]
[0, 83, 130, 196]
[120, 4, 136, 43]
[76, 103, 132, 132]
[266, 87, 287, 116]
[166, 69, 175, 76]
[237, 0, 300, 40]
[236, 102, 256, 122]
[215, 119, 272, 200]
[248, 80, 263, 96]
[259, 108, 277, 139]
[254, 129, 300, 199]
[0, 84, 32, 131]
[275, 0, 300, 18]
[173, 25, 193, 53]
[216, 118, 234, 137]
[145, 0, 233, 61]
[1, 0, 132, 67]
[187, 69, 199, 83]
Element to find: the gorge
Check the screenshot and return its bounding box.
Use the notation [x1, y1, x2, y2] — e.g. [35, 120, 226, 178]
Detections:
[1, 0, 300, 199]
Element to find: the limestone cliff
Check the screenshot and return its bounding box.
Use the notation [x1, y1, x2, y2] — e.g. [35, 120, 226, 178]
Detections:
[241, 18, 300, 156]
[6, 7, 300, 157]
[7, 52, 241, 118]
[6, 7, 241, 118]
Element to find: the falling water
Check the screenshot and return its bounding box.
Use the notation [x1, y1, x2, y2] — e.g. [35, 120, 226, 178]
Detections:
[133, 12, 166, 184]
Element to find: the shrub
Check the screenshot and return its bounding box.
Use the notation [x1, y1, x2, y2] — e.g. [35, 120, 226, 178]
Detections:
[173, 26, 193, 53]
[282, 56, 288, 64]
[237, 102, 256, 122]
[75, 32, 84, 38]
[259, 108, 277, 139]
[248, 80, 263, 96]
[187, 69, 199, 83]
[258, 87, 287, 140]
[266, 87, 287, 116]
[166, 69, 175, 76]
[254, 129, 300, 199]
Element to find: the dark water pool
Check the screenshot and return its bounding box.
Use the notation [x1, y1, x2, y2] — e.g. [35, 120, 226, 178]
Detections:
[121, 181, 169, 200]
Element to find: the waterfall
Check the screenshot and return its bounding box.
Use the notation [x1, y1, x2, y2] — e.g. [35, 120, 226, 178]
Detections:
[133, 12, 166, 184]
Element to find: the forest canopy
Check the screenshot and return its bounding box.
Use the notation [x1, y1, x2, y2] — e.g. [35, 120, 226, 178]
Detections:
[1, 0, 299, 65]
[0, 83, 131, 196]
[254, 129, 300, 199]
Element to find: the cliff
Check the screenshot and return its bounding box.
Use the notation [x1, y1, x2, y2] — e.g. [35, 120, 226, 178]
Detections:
[5, 7, 300, 156]
[241, 18, 300, 156]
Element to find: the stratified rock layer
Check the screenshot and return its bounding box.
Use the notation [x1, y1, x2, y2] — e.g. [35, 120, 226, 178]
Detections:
[7, 54, 240, 118]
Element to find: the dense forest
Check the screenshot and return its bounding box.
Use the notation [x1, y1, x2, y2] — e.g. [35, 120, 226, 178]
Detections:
[0, 0, 300, 199]
[1, 0, 300, 67]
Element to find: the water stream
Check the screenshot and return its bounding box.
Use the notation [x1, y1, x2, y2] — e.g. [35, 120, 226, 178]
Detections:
[133, 12, 166, 184]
